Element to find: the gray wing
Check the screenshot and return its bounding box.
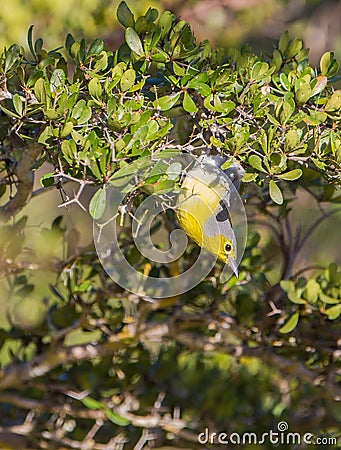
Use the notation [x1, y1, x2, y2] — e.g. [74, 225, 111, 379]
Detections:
[210, 155, 245, 191]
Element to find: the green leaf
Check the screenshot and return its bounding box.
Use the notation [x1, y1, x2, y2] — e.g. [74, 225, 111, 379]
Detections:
[72, 100, 92, 124]
[248, 155, 267, 173]
[320, 52, 339, 77]
[269, 180, 283, 205]
[34, 78, 46, 104]
[117, 1, 135, 28]
[89, 188, 106, 220]
[65, 33, 75, 55]
[145, 160, 168, 183]
[34, 39, 44, 57]
[125, 28, 144, 57]
[150, 49, 168, 62]
[12, 94, 23, 116]
[295, 83, 312, 105]
[311, 75, 327, 96]
[88, 78, 103, 99]
[286, 37, 302, 60]
[5, 44, 20, 72]
[27, 25, 35, 59]
[186, 80, 211, 97]
[145, 7, 158, 23]
[324, 304, 341, 320]
[242, 172, 257, 182]
[279, 312, 299, 333]
[159, 11, 173, 38]
[183, 91, 197, 113]
[155, 92, 181, 111]
[173, 62, 185, 76]
[280, 280, 294, 293]
[0, 104, 20, 118]
[88, 38, 104, 56]
[251, 61, 269, 80]
[93, 51, 108, 72]
[166, 162, 182, 180]
[110, 158, 151, 187]
[38, 125, 53, 144]
[325, 90, 341, 112]
[319, 292, 340, 305]
[277, 169, 302, 181]
[271, 49, 282, 69]
[81, 397, 103, 410]
[40, 172, 55, 187]
[61, 140, 77, 163]
[279, 73, 291, 91]
[50, 68, 65, 93]
[103, 407, 130, 426]
[285, 129, 300, 148]
[60, 121, 73, 138]
[305, 279, 320, 304]
[288, 293, 306, 305]
[153, 179, 174, 194]
[280, 280, 306, 304]
[120, 68, 136, 92]
[305, 110, 327, 125]
[278, 31, 290, 54]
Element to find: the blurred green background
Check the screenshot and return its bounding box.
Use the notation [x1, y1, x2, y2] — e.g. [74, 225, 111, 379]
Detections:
[1, 0, 341, 66]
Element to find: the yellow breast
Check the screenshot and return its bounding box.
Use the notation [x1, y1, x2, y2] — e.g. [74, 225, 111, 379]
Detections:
[176, 167, 228, 261]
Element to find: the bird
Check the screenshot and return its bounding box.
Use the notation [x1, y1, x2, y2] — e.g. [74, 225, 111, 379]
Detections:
[176, 154, 244, 277]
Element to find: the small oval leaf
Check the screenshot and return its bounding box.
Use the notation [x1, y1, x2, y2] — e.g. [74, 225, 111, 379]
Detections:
[183, 91, 197, 113]
[103, 407, 130, 426]
[277, 169, 302, 181]
[117, 1, 135, 28]
[81, 397, 103, 410]
[279, 312, 299, 333]
[325, 90, 341, 112]
[125, 28, 144, 57]
[269, 180, 283, 205]
[89, 188, 106, 220]
[248, 155, 267, 173]
[324, 304, 341, 320]
[120, 68, 136, 92]
[155, 92, 181, 111]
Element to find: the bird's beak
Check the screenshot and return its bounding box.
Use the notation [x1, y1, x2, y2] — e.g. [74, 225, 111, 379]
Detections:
[228, 257, 239, 279]
[219, 257, 239, 283]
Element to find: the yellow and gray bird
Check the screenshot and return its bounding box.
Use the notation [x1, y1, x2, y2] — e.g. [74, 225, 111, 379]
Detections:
[176, 154, 244, 276]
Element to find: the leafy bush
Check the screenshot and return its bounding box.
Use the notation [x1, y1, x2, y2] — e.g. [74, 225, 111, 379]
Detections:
[0, 2, 340, 448]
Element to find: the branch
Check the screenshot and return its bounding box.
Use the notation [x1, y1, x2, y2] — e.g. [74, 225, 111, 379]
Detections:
[0, 314, 340, 405]
[0, 143, 41, 222]
[0, 339, 126, 391]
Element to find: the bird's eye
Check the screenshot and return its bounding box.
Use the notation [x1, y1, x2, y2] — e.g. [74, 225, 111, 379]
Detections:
[225, 243, 232, 253]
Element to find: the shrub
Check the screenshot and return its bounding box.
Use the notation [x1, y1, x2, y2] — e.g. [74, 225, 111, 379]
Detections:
[0, 2, 340, 448]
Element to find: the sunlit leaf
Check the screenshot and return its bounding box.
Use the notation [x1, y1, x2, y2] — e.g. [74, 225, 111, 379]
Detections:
[279, 312, 299, 333]
[125, 28, 144, 57]
[269, 180, 283, 205]
[89, 188, 106, 220]
[277, 169, 302, 181]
